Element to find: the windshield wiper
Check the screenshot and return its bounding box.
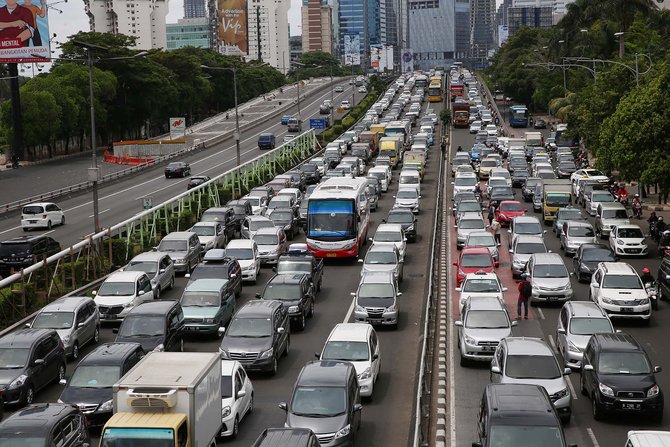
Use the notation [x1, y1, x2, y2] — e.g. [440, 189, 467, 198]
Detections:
[125, 333, 163, 337]
[292, 412, 338, 418]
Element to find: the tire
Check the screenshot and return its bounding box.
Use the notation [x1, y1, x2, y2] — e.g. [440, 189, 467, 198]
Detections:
[460, 353, 468, 367]
[653, 410, 663, 424]
[60, 216, 65, 226]
[270, 357, 278, 376]
[561, 414, 570, 425]
[248, 393, 254, 414]
[297, 313, 306, 331]
[283, 337, 290, 357]
[652, 299, 658, 310]
[71, 342, 79, 360]
[25, 385, 34, 405]
[592, 394, 605, 421]
[93, 326, 100, 343]
[154, 287, 160, 300]
[47, 220, 52, 230]
[179, 338, 184, 352]
[580, 373, 588, 396]
[231, 416, 239, 439]
[308, 300, 315, 318]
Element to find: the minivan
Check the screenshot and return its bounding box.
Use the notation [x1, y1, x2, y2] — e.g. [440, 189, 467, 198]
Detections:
[280, 360, 362, 447]
[526, 253, 573, 302]
[113, 300, 185, 352]
[94, 271, 154, 322]
[252, 428, 320, 447]
[287, 117, 303, 133]
[258, 133, 276, 150]
[0, 235, 61, 273]
[595, 202, 630, 239]
[155, 231, 202, 274]
[180, 278, 236, 335]
[20, 202, 65, 231]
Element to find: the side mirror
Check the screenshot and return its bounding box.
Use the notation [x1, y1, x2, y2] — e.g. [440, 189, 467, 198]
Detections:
[490, 366, 501, 374]
[372, 353, 379, 360]
[91, 291, 97, 296]
[654, 366, 662, 373]
[185, 273, 191, 278]
[272, 267, 277, 272]
[563, 368, 572, 376]
[255, 293, 261, 299]
[59, 378, 67, 385]
[33, 358, 45, 365]
[592, 283, 600, 288]
[357, 259, 364, 263]
[558, 328, 566, 335]
[78, 322, 85, 328]
[315, 352, 321, 359]
[583, 364, 594, 371]
[153, 246, 158, 251]
[368, 237, 373, 242]
[237, 390, 247, 399]
[350, 292, 356, 296]
[454, 321, 463, 327]
[511, 321, 518, 327]
[354, 403, 363, 412]
[25, 322, 30, 328]
[502, 287, 508, 292]
[278, 402, 288, 411]
[159, 268, 166, 274]
[138, 290, 145, 296]
[455, 287, 462, 292]
[277, 327, 285, 334]
[494, 262, 500, 268]
[397, 292, 402, 296]
[218, 327, 226, 335]
[453, 262, 458, 266]
[473, 443, 484, 447]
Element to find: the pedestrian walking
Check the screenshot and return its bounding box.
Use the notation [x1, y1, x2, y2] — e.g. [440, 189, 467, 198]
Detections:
[440, 139, 447, 158]
[490, 218, 502, 246]
[517, 274, 532, 320]
[487, 203, 496, 226]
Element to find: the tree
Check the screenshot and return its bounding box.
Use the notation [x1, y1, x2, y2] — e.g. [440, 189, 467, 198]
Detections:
[591, 0, 658, 57]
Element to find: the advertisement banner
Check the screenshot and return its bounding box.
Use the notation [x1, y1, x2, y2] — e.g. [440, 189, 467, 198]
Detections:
[370, 45, 381, 71]
[169, 117, 187, 140]
[0, 0, 51, 63]
[343, 34, 360, 66]
[498, 25, 509, 47]
[401, 48, 413, 73]
[218, 0, 248, 55]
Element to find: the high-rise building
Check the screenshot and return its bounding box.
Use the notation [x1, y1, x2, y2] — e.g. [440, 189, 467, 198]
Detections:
[85, 0, 169, 49]
[507, 6, 553, 36]
[408, 0, 455, 70]
[367, 0, 381, 46]
[247, 0, 290, 73]
[454, 0, 470, 59]
[469, 0, 495, 59]
[290, 35, 303, 63]
[184, 0, 206, 18]
[166, 18, 210, 49]
[301, 0, 333, 53]
[338, 0, 368, 65]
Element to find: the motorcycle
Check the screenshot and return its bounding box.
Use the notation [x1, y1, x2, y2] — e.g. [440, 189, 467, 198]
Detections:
[645, 282, 659, 310]
[617, 191, 629, 206]
[659, 245, 670, 259]
[632, 201, 643, 219]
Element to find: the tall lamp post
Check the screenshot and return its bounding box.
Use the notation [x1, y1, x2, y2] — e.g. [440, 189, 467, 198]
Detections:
[291, 62, 321, 120]
[201, 65, 241, 166]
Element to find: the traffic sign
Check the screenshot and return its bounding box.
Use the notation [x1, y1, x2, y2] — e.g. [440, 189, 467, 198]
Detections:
[309, 118, 328, 130]
[143, 196, 153, 210]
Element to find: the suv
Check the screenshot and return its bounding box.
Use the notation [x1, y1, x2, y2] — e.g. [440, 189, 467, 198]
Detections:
[560, 221, 596, 256]
[556, 301, 614, 369]
[353, 272, 401, 329]
[491, 337, 572, 423]
[510, 235, 547, 278]
[385, 209, 417, 242]
[258, 133, 276, 149]
[0, 329, 66, 406]
[0, 403, 90, 446]
[253, 227, 288, 265]
[114, 300, 185, 352]
[657, 257, 670, 301]
[180, 278, 236, 335]
[58, 342, 145, 427]
[258, 274, 314, 331]
[122, 251, 175, 299]
[226, 199, 253, 234]
[155, 231, 202, 274]
[456, 272, 506, 309]
[0, 235, 61, 273]
[200, 207, 238, 242]
[94, 271, 154, 322]
[508, 216, 544, 249]
[30, 296, 100, 360]
[589, 262, 650, 322]
[219, 300, 290, 375]
[280, 360, 362, 447]
[581, 333, 663, 422]
[187, 248, 242, 298]
[252, 428, 320, 447]
[626, 431, 670, 447]
[595, 202, 630, 238]
[473, 384, 575, 447]
[225, 239, 260, 283]
[526, 253, 573, 303]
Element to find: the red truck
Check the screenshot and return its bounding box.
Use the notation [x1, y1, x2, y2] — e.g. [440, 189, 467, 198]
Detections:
[453, 102, 470, 128]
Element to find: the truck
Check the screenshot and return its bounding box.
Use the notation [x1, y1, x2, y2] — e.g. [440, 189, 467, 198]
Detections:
[99, 352, 221, 447]
[378, 136, 403, 168]
[357, 131, 378, 157]
[403, 151, 426, 178]
[541, 179, 573, 224]
[525, 131, 544, 147]
[453, 102, 470, 128]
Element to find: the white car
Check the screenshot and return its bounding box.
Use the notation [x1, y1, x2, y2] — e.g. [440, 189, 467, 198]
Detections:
[570, 169, 609, 187]
[21, 202, 65, 231]
[609, 224, 648, 257]
[319, 323, 381, 397]
[469, 121, 482, 134]
[589, 262, 650, 321]
[340, 100, 351, 110]
[220, 360, 254, 438]
[455, 271, 507, 309]
[335, 85, 344, 93]
[225, 239, 260, 283]
[358, 86, 367, 94]
[93, 271, 154, 322]
[369, 223, 407, 262]
[189, 221, 226, 251]
[485, 124, 498, 136]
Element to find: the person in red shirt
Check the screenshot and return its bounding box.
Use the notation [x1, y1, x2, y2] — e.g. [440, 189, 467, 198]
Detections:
[20, 0, 44, 46]
[517, 274, 532, 320]
[0, 0, 34, 47]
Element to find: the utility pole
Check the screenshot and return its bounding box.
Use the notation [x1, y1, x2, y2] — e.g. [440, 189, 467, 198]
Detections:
[8, 63, 23, 167]
[256, 6, 262, 62]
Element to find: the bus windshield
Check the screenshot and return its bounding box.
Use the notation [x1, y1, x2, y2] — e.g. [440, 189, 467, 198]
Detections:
[307, 199, 356, 240]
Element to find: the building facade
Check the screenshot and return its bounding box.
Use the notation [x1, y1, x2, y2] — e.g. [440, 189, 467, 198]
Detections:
[290, 35, 303, 63]
[367, 0, 380, 46]
[166, 18, 209, 49]
[507, 5, 553, 36]
[338, 0, 368, 65]
[407, 0, 455, 69]
[246, 0, 290, 72]
[184, 0, 206, 18]
[469, 0, 495, 59]
[85, 0, 169, 49]
[454, 0, 470, 59]
[301, 0, 333, 53]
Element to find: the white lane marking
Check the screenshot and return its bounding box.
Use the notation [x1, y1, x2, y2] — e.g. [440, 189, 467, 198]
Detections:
[548, 334, 557, 353]
[587, 428, 601, 447]
[88, 208, 110, 219]
[566, 372, 578, 400]
[343, 294, 356, 323]
[536, 307, 545, 320]
[447, 127, 457, 447]
[43, 229, 55, 236]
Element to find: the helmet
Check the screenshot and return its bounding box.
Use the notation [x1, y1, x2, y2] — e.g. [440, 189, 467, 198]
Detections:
[635, 194, 639, 197]
[660, 217, 664, 221]
[643, 267, 650, 274]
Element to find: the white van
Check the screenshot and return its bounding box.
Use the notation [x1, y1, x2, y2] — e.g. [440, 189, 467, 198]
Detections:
[21, 202, 65, 231]
[399, 170, 421, 195]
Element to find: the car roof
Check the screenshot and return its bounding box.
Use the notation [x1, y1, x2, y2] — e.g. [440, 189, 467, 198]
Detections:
[23, 202, 57, 207]
[376, 223, 403, 232]
[463, 272, 499, 281]
[504, 337, 553, 356]
[465, 296, 505, 311]
[485, 384, 557, 425]
[268, 274, 307, 285]
[514, 235, 545, 245]
[161, 231, 195, 240]
[513, 216, 541, 224]
[129, 252, 168, 262]
[361, 271, 394, 283]
[0, 328, 54, 348]
[40, 296, 91, 312]
[79, 342, 143, 366]
[235, 299, 281, 317]
[255, 227, 282, 236]
[614, 224, 642, 230]
[591, 332, 641, 352]
[247, 215, 272, 222]
[565, 221, 592, 228]
[185, 278, 229, 292]
[297, 360, 355, 387]
[367, 243, 397, 253]
[226, 239, 256, 249]
[601, 262, 637, 275]
[327, 323, 373, 342]
[0, 403, 78, 434]
[530, 252, 564, 264]
[192, 221, 218, 227]
[126, 300, 178, 316]
[459, 212, 483, 220]
[564, 301, 608, 318]
[1, 235, 55, 244]
[626, 431, 670, 447]
[461, 246, 491, 255]
[105, 271, 147, 282]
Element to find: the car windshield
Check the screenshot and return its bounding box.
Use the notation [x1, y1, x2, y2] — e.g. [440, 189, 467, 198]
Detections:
[271, 211, 293, 222]
[602, 274, 643, 289]
[254, 235, 279, 246]
[291, 386, 347, 417]
[269, 199, 291, 209]
[386, 213, 413, 224]
[515, 222, 541, 234]
[533, 264, 568, 278]
[98, 281, 135, 296]
[460, 219, 485, 230]
[375, 231, 402, 242]
[246, 197, 262, 206]
[455, 177, 477, 186]
[491, 187, 513, 196]
[226, 318, 272, 337]
[32, 311, 74, 329]
[570, 318, 613, 336]
[126, 261, 158, 275]
[359, 283, 394, 298]
[559, 162, 575, 169]
[618, 228, 644, 238]
[546, 194, 571, 207]
[191, 225, 216, 236]
[525, 179, 541, 188]
[118, 316, 165, 337]
[593, 193, 615, 202]
[458, 202, 481, 213]
[465, 310, 509, 329]
[262, 284, 301, 301]
[69, 365, 121, 388]
[462, 279, 500, 293]
[181, 291, 220, 307]
[602, 209, 629, 219]
[568, 226, 594, 237]
[226, 248, 253, 260]
[481, 160, 497, 167]
[516, 242, 547, 255]
[559, 209, 583, 220]
[365, 251, 397, 264]
[582, 248, 616, 262]
[158, 240, 187, 252]
[0, 348, 29, 368]
[22, 205, 45, 214]
[249, 220, 274, 231]
[322, 341, 370, 361]
[500, 203, 524, 212]
[461, 254, 492, 268]
[201, 212, 227, 222]
[0, 437, 46, 447]
[487, 426, 565, 447]
[468, 235, 495, 247]
[397, 189, 418, 199]
[598, 352, 651, 374]
[505, 354, 561, 379]
[277, 260, 311, 273]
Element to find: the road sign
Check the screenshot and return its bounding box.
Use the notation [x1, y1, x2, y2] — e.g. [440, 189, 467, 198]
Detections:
[309, 118, 328, 130]
[143, 196, 153, 210]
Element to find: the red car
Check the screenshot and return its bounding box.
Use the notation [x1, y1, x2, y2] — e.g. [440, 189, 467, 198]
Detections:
[495, 200, 527, 226]
[453, 246, 499, 285]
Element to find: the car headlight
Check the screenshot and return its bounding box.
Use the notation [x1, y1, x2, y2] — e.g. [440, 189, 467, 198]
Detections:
[288, 305, 300, 313]
[123, 301, 135, 308]
[601, 297, 614, 304]
[355, 304, 365, 312]
[99, 399, 113, 412]
[62, 334, 71, 344]
[153, 344, 165, 352]
[222, 405, 232, 418]
[219, 348, 230, 359]
[639, 298, 650, 305]
[407, 225, 415, 231]
[567, 340, 581, 353]
[359, 367, 371, 380]
[616, 239, 624, 245]
[386, 304, 397, 313]
[334, 424, 351, 439]
[580, 264, 591, 272]
[175, 258, 185, 264]
[555, 388, 569, 399]
[648, 384, 660, 398]
[599, 383, 614, 397]
[259, 348, 274, 359]
[9, 374, 27, 390]
[203, 318, 216, 324]
[463, 334, 476, 345]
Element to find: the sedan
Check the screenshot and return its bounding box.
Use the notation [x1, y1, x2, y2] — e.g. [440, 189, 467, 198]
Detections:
[469, 121, 482, 134]
[359, 243, 404, 282]
[533, 118, 547, 129]
[453, 246, 498, 286]
[393, 187, 421, 214]
[489, 186, 515, 203]
[165, 162, 191, 178]
[560, 221, 597, 256]
[189, 221, 227, 251]
[494, 201, 526, 227]
[187, 175, 210, 189]
[335, 86, 344, 93]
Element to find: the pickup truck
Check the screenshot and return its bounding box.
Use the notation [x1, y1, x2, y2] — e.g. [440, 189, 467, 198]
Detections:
[273, 244, 324, 292]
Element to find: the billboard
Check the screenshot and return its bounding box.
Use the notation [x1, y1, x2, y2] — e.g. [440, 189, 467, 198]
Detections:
[343, 34, 360, 66]
[498, 25, 509, 47]
[370, 45, 394, 72]
[218, 0, 248, 55]
[401, 48, 414, 73]
[0, 0, 51, 63]
[169, 117, 186, 140]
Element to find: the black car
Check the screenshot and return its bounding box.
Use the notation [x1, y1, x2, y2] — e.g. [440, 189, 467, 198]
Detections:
[572, 243, 617, 282]
[534, 118, 547, 129]
[507, 159, 528, 175]
[187, 175, 210, 189]
[581, 333, 663, 422]
[521, 178, 541, 202]
[257, 274, 314, 331]
[188, 249, 242, 297]
[0, 403, 90, 446]
[164, 161, 191, 178]
[556, 161, 577, 179]
[385, 209, 417, 242]
[200, 207, 237, 242]
[319, 104, 330, 115]
[274, 250, 324, 292]
[0, 329, 66, 406]
[0, 235, 61, 274]
[226, 199, 253, 233]
[657, 257, 670, 301]
[219, 300, 291, 375]
[285, 170, 307, 192]
[299, 163, 320, 185]
[58, 342, 145, 427]
[113, 301, 185, 353]
[511, 169, 530, 188]
[268, 207, 300, 240]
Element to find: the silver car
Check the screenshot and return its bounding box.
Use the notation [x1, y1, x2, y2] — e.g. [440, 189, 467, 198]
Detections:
[359, 243, 403, 282]
[510, 235, 547, 278]
[29, 296, 99, 360]
[370, 224, 407, 262]
[456, 212, 487, 249]
[556, 301, 614, 369]
[465, 231, 499, 262]
[393, 187, 421, 214]
[455, 296, 515, 365]
[560, 221, 596, 256]
[252, 227, 287, 265]
[491, 337, 572, 423]
[241, 215, 274, 239]
[526, 253, 573, 302]
[122, 252, 176, 299]
[352, 272, 401, 329]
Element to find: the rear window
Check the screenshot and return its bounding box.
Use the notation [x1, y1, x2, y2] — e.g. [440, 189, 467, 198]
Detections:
[0, 242, 32, 256]
[22, 205, 44, 214]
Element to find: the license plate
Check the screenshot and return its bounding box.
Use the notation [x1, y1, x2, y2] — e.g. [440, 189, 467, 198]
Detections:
[482, 347, 496, 352]
[621, 307, 634, 313]
[29, 220, 37, 224]
[368, 319, 383, 324]
[622, 403, 641, 410]
[326, 253, 337, 258]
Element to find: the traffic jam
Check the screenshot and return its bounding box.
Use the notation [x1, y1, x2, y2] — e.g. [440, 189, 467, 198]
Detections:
[0, 72, 440, 447]
[449, 69, 668, 447]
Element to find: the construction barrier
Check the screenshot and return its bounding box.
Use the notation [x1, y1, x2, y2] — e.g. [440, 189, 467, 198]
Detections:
[112, 139, 186, 158]
[103, 151, 157, 166]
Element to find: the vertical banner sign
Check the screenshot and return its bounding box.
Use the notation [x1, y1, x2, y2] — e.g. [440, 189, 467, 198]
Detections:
[498, 25, 509, 46]
[169, 117, 187, 140]
[0, 0, 51, 62]
[370, 45, 381, 71]
[343, 34, 361, 65]
[218, 0, 248, 55]
[401, 48, 414, 73]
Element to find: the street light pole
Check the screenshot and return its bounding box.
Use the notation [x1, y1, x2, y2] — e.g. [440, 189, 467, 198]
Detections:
[86, 49, 100, 234]
[330, 63, 334, 125]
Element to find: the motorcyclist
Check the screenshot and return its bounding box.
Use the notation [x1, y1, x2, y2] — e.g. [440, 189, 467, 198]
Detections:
[618, 183, 629, 201]
[660, 229, 670, 247]
[641, 267, 655, 285]
[632, 194, 642, 217]
[457, 145, 463, 152]
[648, 211, 659, 225]
[656, 216, 667, 235]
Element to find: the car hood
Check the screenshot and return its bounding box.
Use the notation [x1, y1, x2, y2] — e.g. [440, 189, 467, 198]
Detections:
[566, 236, 597, 245]
[237, 259, 255, 269]
[95, 295, 134, 306]
[501, 376, 567, 395]
[601, 218, 630, 226]
[513, 253, 531, 265]
[182, 306, 220, 319]
[618, 237, 646, 245]
[0, 368, 25, 385]
[286, 412, 349, 436]
[579, 261, 600, 272]
[257, 244, 280, 253]
[599, 373, 656, 391]
[532, 277, 570, 289]
[221, 335, 272, 353]
[115, 335, 165, 352]
[569, 334, 593, 351]
[197, 236, 217, 245]
[363, 264, 398, 275]
[165, 250, 189, 260]
[60, 385, 112, 406]
[463, 327, 512, 343]
[599, 288, 647, 300]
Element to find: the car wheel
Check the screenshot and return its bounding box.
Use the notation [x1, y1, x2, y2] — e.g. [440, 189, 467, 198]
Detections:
[283, 337, 290, 357]
[57, 363, 66, 383]
[659, 287, 665, 301]
[71, 342, 79, 360]
[25, 385, 34, 405]
[653, 409, 663, 424]
[154, 287, 160, 300]
[270, 357, 278, 376]
[93, 326, 100, 343]
[298, 313, 306, 331]
[60, 216, 65, 226]
[592, 394, 605, 421]
[47, 220, 52, 230]
[180, 338, 184, 352]
[23, 227, 29, 232]
[580, 373, 588, 396]
[560, 414, 570, 425]
[169, 275, 175, 290]
[248, 393, 254, 414]
[308, 300, 315, 318]
[231, 416, 239, 439]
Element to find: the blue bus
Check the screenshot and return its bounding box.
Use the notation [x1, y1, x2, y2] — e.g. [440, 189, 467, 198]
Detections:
[509, 105, 529, 128]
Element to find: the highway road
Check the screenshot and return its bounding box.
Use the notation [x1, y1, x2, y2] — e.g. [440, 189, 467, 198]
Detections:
[0, 78, 362, 248]
[447, 92, 670, 447]
[5, 89, 444, 447]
